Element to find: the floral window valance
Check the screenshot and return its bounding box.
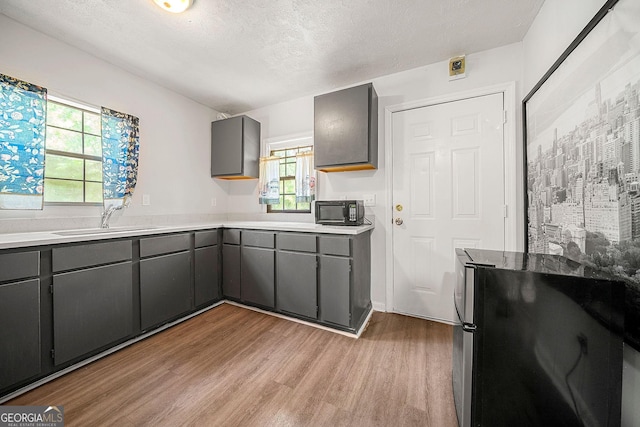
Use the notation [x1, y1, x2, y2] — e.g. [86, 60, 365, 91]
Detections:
[0, 73, 47, 210]
[101, 107, 139, 209]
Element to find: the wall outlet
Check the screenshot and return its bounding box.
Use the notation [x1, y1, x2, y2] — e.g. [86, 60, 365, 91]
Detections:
[211, 197, 217, 207]
[142, 194, 151, 206]
[363, 194, 376, 207]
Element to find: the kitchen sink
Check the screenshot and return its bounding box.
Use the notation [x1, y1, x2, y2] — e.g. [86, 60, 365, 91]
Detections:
[54, 225, 160, 236]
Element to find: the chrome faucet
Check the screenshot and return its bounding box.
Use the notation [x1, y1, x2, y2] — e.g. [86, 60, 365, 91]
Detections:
[101, 197, 131, 228]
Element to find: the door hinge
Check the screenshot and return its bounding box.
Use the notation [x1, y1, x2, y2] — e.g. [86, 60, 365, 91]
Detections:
[503, 110, 507, 124]
[503, 205, 508, 218]
[50, 349, 55, 359]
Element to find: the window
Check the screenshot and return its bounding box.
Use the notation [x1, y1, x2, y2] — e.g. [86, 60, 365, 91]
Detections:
[267, 145, 313, 213]
[44, 99, 103, 204]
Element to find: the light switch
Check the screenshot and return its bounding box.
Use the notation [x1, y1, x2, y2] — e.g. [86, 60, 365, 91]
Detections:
[363, 194, 376, 207]
[211, 198, 217, 207]
[142, 194, 150, 206]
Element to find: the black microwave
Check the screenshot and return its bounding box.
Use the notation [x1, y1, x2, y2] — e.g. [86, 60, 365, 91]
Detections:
[315, 200, 365, 226]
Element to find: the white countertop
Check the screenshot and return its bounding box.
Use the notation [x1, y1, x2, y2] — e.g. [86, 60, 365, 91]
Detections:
[0, 221, 374, 250]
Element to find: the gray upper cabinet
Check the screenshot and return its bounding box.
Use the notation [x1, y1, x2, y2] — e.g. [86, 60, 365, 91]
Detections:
[314, 83, 378, 172]
[211, 115, 260, 179]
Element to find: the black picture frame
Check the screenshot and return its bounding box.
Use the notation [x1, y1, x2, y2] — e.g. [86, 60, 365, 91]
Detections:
[523, 0, 640, 279]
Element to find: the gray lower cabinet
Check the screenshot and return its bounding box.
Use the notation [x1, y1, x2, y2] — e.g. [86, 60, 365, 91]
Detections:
[222, 245, 241, 299]
[241, 246, 275, 308]
[0, 250, 41, 389]
[277, 251, 317, 319]
[317, 233, 372, 330]
[195, 246, 220, 306]
[51, 240, 134, 366]
[140, 251, 191, 330]
[53, 262, 133, 365]
[139, 233, 191, 330]
[319, 255, 351, 326]
[222, 229, 241, 300]
[194, 230, 220, 307]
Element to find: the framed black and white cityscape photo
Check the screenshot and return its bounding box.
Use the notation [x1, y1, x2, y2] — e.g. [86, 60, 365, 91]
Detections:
[524, 0, 640, 282]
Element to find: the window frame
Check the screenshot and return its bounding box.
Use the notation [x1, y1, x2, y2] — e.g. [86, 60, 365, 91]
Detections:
[263, 132, 314, 214]
[44, 95, 103, 206]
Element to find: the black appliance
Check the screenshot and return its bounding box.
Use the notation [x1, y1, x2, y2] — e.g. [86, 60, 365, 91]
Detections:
[315, 200, 365, 226]
[453, 248, 624, 427]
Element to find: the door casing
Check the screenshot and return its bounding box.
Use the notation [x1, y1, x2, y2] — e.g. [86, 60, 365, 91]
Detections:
[384, 82, 519, 317]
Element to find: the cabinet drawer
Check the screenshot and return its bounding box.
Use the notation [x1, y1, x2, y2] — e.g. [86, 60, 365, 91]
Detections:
[0, 251, 39, 282]
[195, 230, 218, 248]
[53, 241, 132, 272]
[318, 236, 351, 256]
[243, 231, 275, 248]
[223, 229, 241, 245]
[277, 233, 316, 253]
[140, 233, 190, 258]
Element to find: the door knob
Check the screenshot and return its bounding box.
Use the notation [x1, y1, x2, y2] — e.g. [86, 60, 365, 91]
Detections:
[395, 218, 403, 226]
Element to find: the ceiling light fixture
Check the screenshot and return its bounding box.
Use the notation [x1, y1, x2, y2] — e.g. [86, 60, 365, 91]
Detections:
[152, 0, 193, 13]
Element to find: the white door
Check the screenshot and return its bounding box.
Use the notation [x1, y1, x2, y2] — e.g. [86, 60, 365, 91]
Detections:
[392, 93, 505, 322]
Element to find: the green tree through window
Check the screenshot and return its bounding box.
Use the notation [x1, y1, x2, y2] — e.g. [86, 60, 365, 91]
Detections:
[44, 100, 103, 204]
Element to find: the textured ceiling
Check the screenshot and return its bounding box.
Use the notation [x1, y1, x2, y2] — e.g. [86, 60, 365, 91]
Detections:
[0, 0, 544, 115]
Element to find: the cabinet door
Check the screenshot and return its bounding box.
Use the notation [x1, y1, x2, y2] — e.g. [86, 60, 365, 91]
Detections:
[242, 246, 275, 308]
[222, 244, 241, 299]
[140, 252, 191, 330]
[53, 262, 133, 365]
[195, 245, 220, 306]
[277, 251, 317, 319]
[319, 255, 351, 327]
[211, 115, 260, 178]
[0, 279, 41, 389]
[314, 83, 377, 170]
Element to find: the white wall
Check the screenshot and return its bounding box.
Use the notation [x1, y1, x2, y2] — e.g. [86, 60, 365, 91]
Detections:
[522, 0, 604, 94]
[238, 42, 524, 310]
[0, 14, 227, 231]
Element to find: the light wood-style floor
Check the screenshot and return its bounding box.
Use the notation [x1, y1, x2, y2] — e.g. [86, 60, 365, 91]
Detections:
[8, 304, 458, 426]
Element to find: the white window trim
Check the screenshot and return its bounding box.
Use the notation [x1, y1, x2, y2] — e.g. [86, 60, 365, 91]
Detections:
[48, 94, 100, 114]
[263, 131, 313, 156]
